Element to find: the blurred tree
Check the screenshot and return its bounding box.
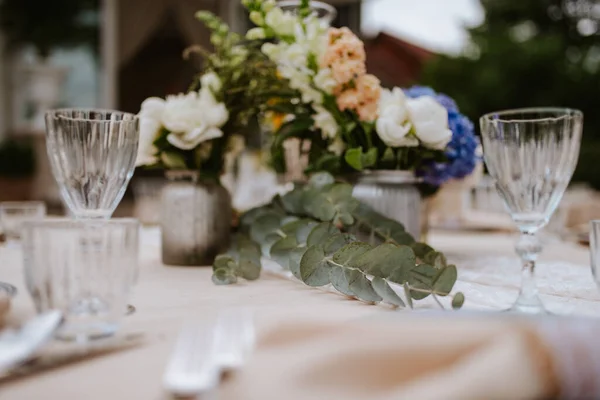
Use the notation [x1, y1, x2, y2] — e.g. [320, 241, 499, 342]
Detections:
[422, 0, 600, 187]
[0, 0, 99, 60]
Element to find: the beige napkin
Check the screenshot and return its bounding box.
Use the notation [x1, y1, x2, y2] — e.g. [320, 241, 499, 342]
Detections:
[220, 315, 557, 400]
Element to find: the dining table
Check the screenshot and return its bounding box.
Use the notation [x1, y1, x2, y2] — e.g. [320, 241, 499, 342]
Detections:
[1, 226, 599, 399]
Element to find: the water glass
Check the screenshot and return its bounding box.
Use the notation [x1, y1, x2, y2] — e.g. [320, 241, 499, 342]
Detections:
[0, 202, 46, 243]
[45, 109, 139, 219]
[22, 218, 139, 340]
[480, 107, 583, 313]
[590, 220, 600, 288]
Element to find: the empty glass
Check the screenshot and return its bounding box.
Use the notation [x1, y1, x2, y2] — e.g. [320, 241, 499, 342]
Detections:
[45, 109, 139, 219]
[0, 202, 46, 243]
[480, 108, 583, 313]
[22, 218, 139, 340]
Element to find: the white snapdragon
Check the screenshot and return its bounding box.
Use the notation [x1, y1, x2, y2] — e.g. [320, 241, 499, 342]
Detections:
[246, 27, 266, 40]
[135, 97, 165, 166]
[200, 71, 222, 92]
[314, 68, 336, 94]
[264, 7, 296, 37]
[406, 96, 452, 150]
[376, 88, 418, 147]
[313, 105, 338, 139]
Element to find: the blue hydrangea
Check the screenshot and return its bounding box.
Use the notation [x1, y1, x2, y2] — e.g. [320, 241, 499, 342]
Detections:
[404, 86, 479, 187]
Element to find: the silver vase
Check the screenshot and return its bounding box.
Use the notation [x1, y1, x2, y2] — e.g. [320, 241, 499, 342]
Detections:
[160, 170, 232, 266]
[352, 170, 423, 240]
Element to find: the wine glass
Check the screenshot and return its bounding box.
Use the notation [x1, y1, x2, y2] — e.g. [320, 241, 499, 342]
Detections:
[479, 108, 583, 314]
[45, 109, 139, 219]
[278, 0, 338, 24]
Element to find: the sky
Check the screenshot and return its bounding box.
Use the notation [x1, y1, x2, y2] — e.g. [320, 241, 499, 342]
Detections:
[361, 0, 484, 55]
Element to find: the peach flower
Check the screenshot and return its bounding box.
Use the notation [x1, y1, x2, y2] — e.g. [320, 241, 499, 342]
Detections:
[357, 100, 379, 122]
[330, 59, 367, 86]
[336, 88, 361, 112]
[356, 74, 382, 103]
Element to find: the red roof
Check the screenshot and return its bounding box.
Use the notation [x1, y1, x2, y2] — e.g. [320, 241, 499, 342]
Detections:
[364, 32, 435, 88]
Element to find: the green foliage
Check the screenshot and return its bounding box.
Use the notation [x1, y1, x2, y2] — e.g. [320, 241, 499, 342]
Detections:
[421, 0, 600, 187]
[212, 172, 464, 309]
[0, 0, 99, 59]
[0, 139, 35, 178]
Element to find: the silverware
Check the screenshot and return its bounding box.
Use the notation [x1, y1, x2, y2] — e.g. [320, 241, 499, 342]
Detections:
[0, 310, 62, 373]
[163, 322, 220, 397]
[163, 309, 256, 397]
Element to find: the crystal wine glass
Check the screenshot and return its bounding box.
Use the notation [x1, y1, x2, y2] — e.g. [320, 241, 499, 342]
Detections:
[45, 109, 139, 219]
[277, 0, 338, 24]
[479, 108, 583, 314]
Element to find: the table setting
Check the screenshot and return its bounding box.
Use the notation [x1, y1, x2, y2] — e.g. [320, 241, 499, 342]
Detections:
[2, 0, 600, 399]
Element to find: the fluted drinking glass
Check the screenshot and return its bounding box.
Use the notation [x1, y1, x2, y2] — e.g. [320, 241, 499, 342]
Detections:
[22, 218, 139, 340]
[480, 108, 583, 313]
[45, 109, 139, 219]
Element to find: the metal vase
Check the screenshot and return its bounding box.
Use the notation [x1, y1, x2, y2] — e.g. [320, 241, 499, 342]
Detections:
[352, 170, 424, 240]
[160, 171, 232, 266]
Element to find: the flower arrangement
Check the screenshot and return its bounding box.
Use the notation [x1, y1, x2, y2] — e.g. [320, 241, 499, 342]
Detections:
[244, 0, 479, 189]
[135, 11, 290, 182]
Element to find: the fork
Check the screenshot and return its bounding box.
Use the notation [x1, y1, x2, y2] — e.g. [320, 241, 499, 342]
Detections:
[162, 322, 220, 397]
[163, 309, 256, 397]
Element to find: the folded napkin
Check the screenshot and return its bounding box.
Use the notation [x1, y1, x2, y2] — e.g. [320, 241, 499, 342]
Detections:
[220, 314, 600, 400]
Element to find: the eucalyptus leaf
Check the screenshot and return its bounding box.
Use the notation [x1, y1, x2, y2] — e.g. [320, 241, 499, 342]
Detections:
[323, 233, 356, 255]
[239, 259, 261, 280]
[408, 264, 437, 300]
[329, 265, 355, 297]
[289, 247, 308, 280]
[293, 220, 319, 245]
[452, 292, 465, 309]
[307, 223, 340, 247]
[250, 214, 281, 243]
[303, 190, 336, 221]
[372, 277, 405, 308]
[403, 283, 414, 308]
[299, 245, 331, 287]
[411, 242, 435, 259]
[352, 244, 416, 280]
[309, 172, 335, 188]
[424, 251, 448, 268]
[281, 189, 305, 215]
[332, 242, 372, 265]
[270, 236, 298, 270]
[212, 267, 238, 285]
[348, 272, 382, 303]
[262, 233, 283, 257]
[432, 265, 457, 296]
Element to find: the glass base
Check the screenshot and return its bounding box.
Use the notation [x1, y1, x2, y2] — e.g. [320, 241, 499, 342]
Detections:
[505, 294, 548, 314]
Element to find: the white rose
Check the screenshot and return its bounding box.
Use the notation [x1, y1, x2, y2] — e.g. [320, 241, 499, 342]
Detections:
[161, 91, 228, 150]
[136, 97, 165, 166]
[406, 96, 452, 150]
[265, 8, 296, 37]
[313, 106, 338, 139]
[200, 72, 222, 92]
[375, 88, 417, 148]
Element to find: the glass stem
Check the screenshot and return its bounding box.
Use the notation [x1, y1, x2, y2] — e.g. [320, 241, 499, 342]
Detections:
[513, 231, 545, 313]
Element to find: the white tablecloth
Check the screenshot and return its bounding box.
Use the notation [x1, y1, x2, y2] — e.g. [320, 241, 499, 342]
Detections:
[1, 227, 599, 399]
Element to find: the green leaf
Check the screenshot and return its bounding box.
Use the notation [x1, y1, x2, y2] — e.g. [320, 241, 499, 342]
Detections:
[270, 236, 298, 270]
[382, 147, 395, 162]
[345, 147, 364, 171]
[212, 267, 238, 285]
[329, 265, 354, 297]
[424, 251, 448, 268]
[250, 214, 281, 243]
[281, 189, 305, 215]
[352, 244, 416, 280]
[432, 265, 458, 296]
[348, 272, 382, 303]
[239, 259, 261, 280]
[372, 277, 405, 308]
[332, 242, 372, 265]
[289, 247, 308, 280]
[408, 264, 437, 300]
[299, 245, 331, 287]
[308, 172, 335, 188]
[452, 292, 465, 309]
[362, 147, 378, 168]
[160, 152, 187, 169]
[303, 190, 336, 221]
[411, 242, 435, 259]
[307, 223, 340, 247]
[323, 233, 356, 256]
[261, 233, 283, 257]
